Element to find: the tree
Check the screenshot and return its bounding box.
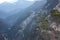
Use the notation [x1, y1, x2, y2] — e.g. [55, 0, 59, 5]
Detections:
[50, 9, 60, 23]
[34, 13, 49, 40]
[36, 13, 48, 31]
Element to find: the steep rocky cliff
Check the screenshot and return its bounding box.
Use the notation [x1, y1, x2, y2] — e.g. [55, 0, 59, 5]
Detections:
[40, 0, 60, 40]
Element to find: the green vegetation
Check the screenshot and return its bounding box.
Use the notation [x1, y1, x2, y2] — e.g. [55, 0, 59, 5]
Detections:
[29, 9, 60, 40]
[33, 9, 60, 40]
[50, 9, 60, 22]
[34, 13, 49, 40]
[36, 13, 48, 31]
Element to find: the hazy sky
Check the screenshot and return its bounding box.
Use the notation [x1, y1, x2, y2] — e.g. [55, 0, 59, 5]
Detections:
[0, 0, 44, 4]
[0, 0, 35, 4]
[0, 0, 18, 4]
[26, 0, 43, 1]
[26, 0, 34, 1]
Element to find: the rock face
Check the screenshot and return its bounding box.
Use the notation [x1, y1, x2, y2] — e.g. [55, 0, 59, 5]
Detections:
[41, 22, 60, 40]
[50, 22, 60, 31]
[40, 0, 60, 40]
[55, 2, 60, 12]
[43, 0, 59, 10]
[0, 0, 59, 40]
